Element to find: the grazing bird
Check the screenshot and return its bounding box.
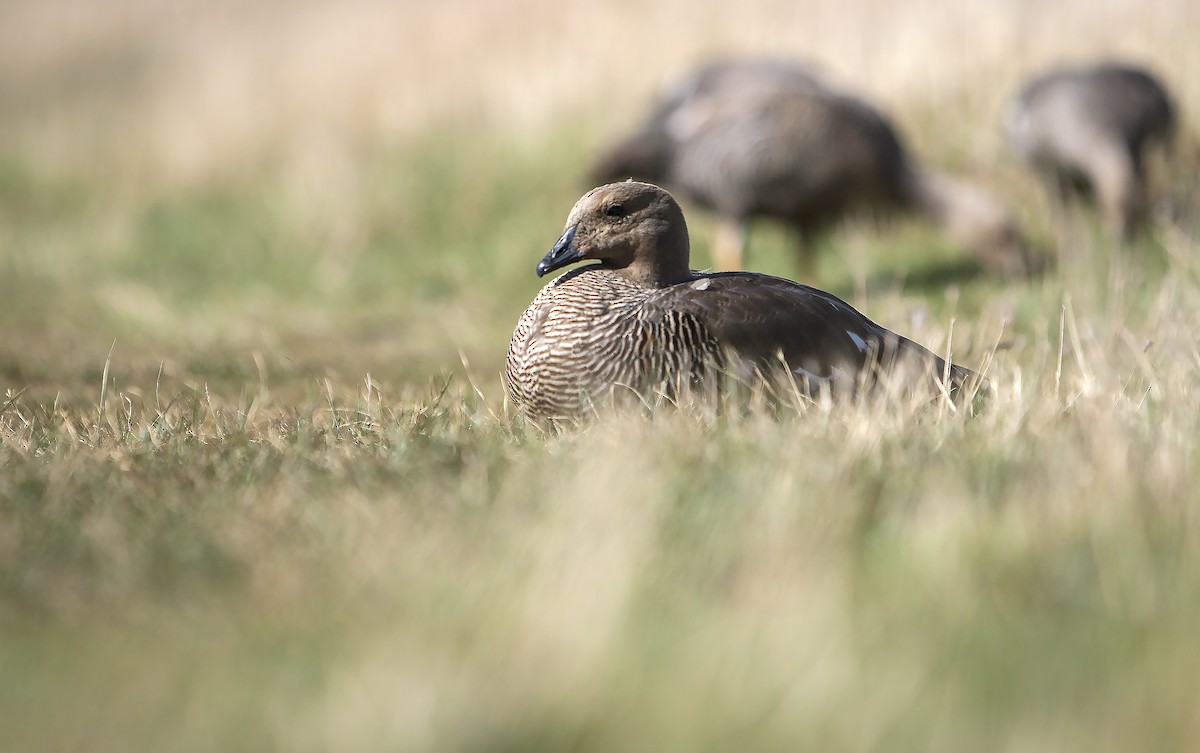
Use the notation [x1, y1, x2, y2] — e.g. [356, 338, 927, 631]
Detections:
[506, 182, 978, 424]
[1005, 62, 1175, 239]
[590, 58, 1037, 279]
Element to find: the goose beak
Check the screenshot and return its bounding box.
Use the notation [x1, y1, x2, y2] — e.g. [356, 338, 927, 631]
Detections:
[536, 226, 583, 277]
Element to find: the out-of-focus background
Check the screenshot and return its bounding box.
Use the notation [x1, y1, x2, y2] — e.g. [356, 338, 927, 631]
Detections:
[4, 0, 1196, 395]
[3, 1, 1200, 751]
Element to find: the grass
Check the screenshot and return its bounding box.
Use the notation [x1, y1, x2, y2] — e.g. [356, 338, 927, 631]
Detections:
[4, 356, 1200, 751]
[4, 0, 1200, 750]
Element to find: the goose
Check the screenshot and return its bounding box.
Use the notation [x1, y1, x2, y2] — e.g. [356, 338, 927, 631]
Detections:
[1006, 61, 1175, 239]
[506, 181, 978, 423]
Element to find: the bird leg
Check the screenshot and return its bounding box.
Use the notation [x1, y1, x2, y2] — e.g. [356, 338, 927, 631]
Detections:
[1045, 170, 1082, 262]
[712, 217, 747, 271]
[792, 227, 819, 282]
[1089, 144, 1136, 241]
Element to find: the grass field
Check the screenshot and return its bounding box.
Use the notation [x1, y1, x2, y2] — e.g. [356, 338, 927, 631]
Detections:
[4, 0, 1200, 750]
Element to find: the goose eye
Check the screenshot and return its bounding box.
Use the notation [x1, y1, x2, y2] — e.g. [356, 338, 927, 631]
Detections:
[604, 203, 624, 218]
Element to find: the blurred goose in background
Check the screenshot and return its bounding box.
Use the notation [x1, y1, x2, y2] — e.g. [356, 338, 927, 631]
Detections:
[1005, 61, 1176, 240]
[506, 181, 978, 425]
[590, 58, 1039, 280]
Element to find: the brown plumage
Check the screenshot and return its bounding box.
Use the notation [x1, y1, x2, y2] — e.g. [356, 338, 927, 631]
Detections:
[589, 58, 1038, 279]
[1005, 61, 1176, 239]
[506, 182, 978, 424]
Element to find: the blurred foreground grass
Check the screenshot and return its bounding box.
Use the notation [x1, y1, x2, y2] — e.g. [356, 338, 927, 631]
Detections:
[4, 0, 1200, 750]
[4, 353, 1200, 752]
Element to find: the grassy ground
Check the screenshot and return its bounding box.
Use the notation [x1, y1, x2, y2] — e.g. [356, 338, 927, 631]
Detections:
[4, 0, 1200, 751]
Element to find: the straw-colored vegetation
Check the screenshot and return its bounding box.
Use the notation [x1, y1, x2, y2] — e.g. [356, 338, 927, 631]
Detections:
[3, 0, 1200, 751]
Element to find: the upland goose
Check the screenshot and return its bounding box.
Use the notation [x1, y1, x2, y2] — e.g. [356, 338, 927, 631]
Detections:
[1005, 61, 1175, 239]
[506, 181, 978, 424]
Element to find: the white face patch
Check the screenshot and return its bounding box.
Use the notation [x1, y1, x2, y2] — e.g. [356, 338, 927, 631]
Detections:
[846, 330, 868, 353]
[690, 278, 711, 291]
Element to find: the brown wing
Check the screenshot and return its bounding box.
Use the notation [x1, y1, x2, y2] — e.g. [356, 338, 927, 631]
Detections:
[652, 272, 971, 392]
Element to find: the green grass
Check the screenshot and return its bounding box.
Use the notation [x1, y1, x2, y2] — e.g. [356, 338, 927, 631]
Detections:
[5, 2, 1200, 749]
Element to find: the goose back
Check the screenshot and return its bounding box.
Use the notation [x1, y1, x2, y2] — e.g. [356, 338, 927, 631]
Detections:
[592, 60, 910, 229]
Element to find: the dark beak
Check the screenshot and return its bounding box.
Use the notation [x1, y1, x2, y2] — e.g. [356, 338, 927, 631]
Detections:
[536, 226, 583, 277]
